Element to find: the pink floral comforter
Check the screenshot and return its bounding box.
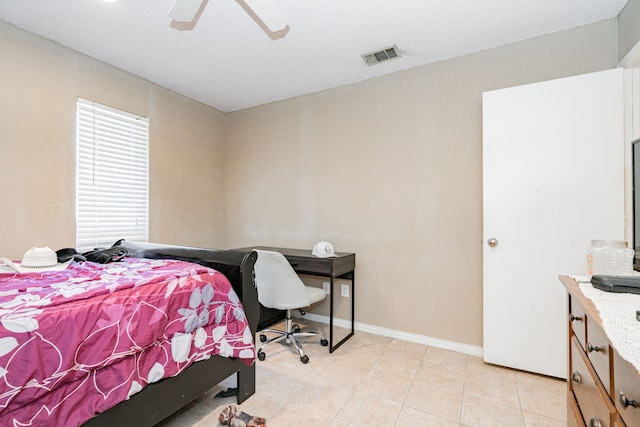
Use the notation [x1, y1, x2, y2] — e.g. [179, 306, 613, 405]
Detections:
[0, 258, 256, 427]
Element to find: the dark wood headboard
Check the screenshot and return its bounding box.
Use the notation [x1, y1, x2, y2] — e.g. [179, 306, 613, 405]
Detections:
[119, 240, 259, 336]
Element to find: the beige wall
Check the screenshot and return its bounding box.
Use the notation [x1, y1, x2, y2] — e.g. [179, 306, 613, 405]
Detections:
[225, 19, 619, 347]
[619, 0, 640, 62]
[0, 16, 624, 348]
[0, 21, 228, 259]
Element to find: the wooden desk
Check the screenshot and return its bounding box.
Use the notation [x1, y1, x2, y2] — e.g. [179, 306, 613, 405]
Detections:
[233, 246, 356, 353]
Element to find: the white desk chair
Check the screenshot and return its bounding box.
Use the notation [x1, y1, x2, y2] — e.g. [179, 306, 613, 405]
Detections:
[254, 250, 328, 363]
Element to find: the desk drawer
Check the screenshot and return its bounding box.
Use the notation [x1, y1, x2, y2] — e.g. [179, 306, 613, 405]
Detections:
[285, 253, 355, 277]
[571, 337, 614, 427]
[285, 256, 333, 275]
[570, 295, 587, 350]
[614, 350, 640, 427]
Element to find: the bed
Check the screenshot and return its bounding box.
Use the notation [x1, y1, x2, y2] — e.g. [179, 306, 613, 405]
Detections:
[0, 241, 259, 427]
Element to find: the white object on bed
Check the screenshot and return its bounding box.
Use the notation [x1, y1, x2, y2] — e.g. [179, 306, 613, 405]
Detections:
[0, 247, 71, 273]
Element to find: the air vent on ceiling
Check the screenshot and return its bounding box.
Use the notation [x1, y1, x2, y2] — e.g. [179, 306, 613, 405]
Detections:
[362, 45, 400, 66]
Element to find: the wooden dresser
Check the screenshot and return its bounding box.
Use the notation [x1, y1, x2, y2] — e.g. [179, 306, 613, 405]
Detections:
[560, 276, 640, 427]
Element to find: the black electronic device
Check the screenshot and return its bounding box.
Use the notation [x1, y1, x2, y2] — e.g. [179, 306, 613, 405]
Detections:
[591, 275, 640, 294]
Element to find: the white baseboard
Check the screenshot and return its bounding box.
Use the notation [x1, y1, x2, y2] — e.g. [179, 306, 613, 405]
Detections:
[298, 312, 484, 358]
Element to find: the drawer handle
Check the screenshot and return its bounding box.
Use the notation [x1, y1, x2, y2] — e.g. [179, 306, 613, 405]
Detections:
[570, 314, 583, 322]
[620, 392, 638, 409]
[589, 417, 601, 427]
[587, 343, 601, 353]
[571, 371, 582, 384]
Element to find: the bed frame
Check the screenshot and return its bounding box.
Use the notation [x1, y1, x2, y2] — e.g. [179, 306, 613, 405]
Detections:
[82, 241, 259, 427]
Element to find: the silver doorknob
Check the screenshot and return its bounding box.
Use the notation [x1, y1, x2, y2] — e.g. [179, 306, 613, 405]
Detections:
[487, 238, 498, 248]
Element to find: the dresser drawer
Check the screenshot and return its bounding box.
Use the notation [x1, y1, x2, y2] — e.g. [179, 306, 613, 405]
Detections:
[571, 337, 614, 427]
[568, 392, 587, 427]
[587, 318, 612, 395]
[613, 414, 627, 427]
[614, 350, 640, 427]
[570, 295, 587, 349]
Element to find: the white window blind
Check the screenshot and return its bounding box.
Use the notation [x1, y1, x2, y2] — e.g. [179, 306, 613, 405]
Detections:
[76, 98, 149, 252]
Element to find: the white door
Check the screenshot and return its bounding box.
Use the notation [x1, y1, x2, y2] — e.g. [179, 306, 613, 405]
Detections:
[483, 68, 624, 378]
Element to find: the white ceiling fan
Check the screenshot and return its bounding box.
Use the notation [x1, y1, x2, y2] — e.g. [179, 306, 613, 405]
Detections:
[167, 0, 289, 33]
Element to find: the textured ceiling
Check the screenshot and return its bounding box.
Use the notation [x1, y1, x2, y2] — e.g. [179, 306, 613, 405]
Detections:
[0, 0, 629, 112]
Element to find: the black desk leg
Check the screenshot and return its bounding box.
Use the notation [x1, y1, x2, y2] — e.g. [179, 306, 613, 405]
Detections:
[329, 271, 355, 353]
[329, 275, 334, 352]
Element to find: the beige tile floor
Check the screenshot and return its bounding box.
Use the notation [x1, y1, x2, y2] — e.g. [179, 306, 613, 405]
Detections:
[158, 319, 567, 427]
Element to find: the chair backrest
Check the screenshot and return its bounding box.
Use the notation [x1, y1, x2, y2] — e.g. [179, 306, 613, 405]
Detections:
[254, 250, 310, 310]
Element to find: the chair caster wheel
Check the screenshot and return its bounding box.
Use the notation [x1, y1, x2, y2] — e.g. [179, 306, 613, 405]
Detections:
[258, 351, 266, 361]
[320, 339, 328, 346]
[300, 355, 309, 364]
[293, 325, 301, 333]
[259, 334, 267, 342]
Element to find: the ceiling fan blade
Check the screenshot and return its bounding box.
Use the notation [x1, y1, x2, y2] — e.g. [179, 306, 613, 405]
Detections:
[167, 0, 204, 22]
[240, 0, 288, 32]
